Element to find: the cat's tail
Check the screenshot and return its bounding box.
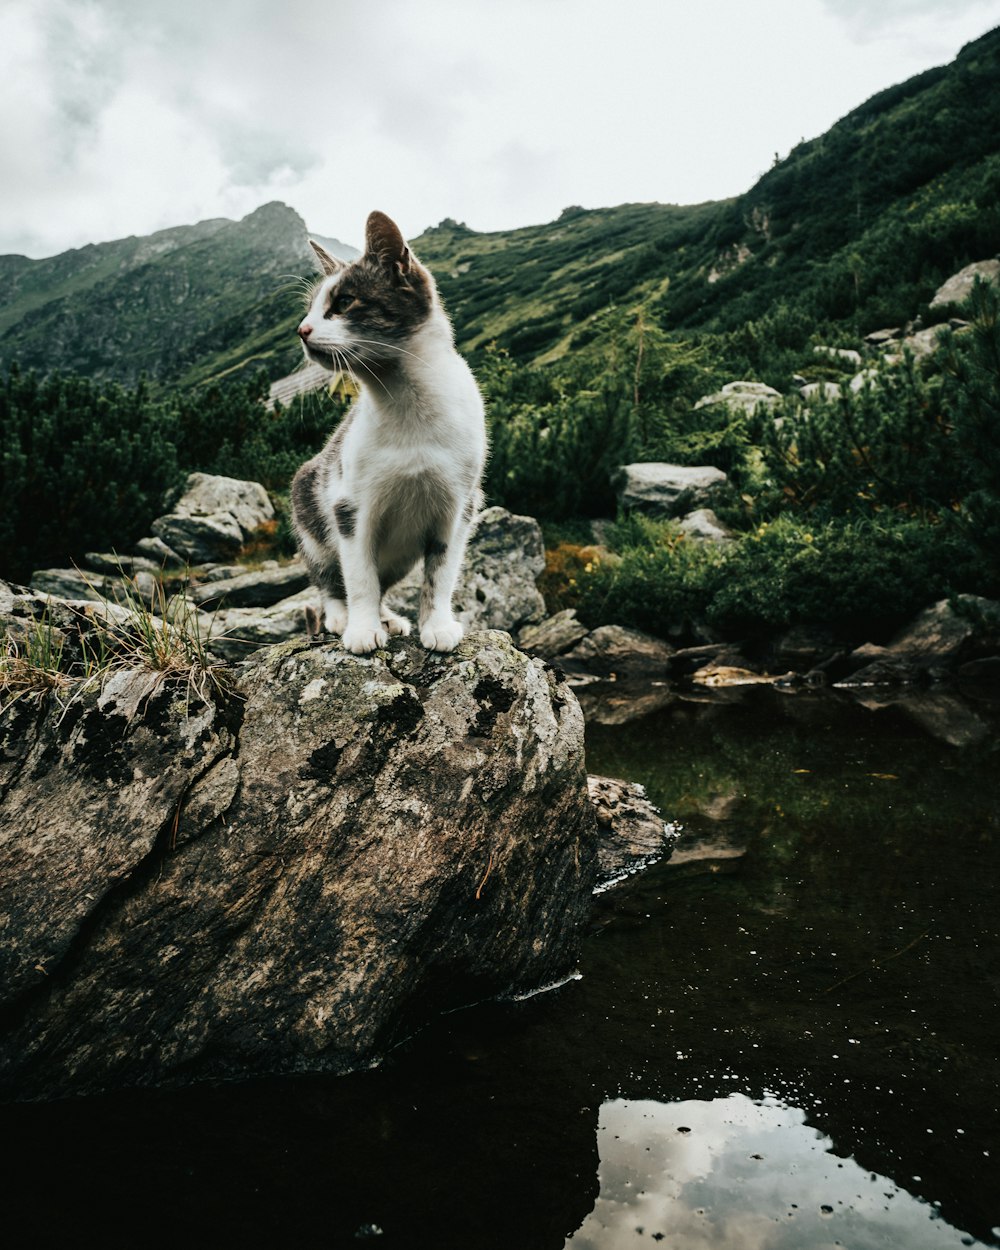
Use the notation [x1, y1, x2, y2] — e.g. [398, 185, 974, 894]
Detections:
[304, 604, 322, 638]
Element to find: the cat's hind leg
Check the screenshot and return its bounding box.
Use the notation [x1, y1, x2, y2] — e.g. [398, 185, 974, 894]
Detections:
[311, 554, 348, 636]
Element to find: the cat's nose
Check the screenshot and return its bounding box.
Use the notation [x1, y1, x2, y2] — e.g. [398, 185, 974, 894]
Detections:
[298, 322, 313, 339]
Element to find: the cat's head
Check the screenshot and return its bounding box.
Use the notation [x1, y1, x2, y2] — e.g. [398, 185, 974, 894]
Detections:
[297, 211, 437, 373]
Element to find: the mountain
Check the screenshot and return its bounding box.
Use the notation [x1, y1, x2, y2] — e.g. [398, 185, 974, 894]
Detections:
[0, 203, 338, 389]
[1, 27, 998, 389]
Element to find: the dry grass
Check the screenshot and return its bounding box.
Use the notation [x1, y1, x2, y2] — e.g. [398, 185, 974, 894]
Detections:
[1, 572, 232, 714]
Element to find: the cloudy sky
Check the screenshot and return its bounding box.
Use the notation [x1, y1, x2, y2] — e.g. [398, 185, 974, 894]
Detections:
[2, 0, 998, 258]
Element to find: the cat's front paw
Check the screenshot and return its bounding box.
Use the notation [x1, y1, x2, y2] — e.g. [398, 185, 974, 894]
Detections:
[420, 618, 464, 652]
[341, 624, 389, 655]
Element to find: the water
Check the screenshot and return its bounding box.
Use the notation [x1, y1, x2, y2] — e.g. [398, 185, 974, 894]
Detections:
[3, 685, 998, 1248]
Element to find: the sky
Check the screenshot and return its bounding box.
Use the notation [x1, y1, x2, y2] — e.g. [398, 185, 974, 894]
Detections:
[1, 0, 999, 259]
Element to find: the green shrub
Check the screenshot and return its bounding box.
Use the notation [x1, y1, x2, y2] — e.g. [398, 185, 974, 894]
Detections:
[0, 365, 182, 583]
[577, 513, 987, 643]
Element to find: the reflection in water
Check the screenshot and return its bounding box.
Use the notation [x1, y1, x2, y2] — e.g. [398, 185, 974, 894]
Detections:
[570, 1095, 988, 1249]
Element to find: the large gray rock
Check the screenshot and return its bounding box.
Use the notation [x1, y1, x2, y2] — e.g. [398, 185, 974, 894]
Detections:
[151, 473, 274, 563]
[383, 506, 546, 632]
[208, 589, 316, 659]
[884, 595, 1000, 665]
[30, 568, 117, 603]
[613, 463, 728, 518]
[0, 631, 595, 1100]
[799, 381, 843, 403]
[929, 260, 1000, 309]
[693, 380, 782, 416]
[813, 345, 862, 366]
[190, 561, 310, 611]
[841, 596, 1000, 685]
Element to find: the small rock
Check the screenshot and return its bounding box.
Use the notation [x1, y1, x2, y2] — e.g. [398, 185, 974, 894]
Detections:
[30, 568, 116, 603]
[677, 508, 735, 543]
[813, 345, 862, 366]
[82, 553, 163, 577]
[864, 327, 902, 346]
[613, 464, 728, 518]
[518, 609, 589, 658]
[588, 775, 677, 888]
[561, 625, 674, 680]
[693, 381, 782, 415]
[134, 536, 186, 566]
[799, 381, 843, 402]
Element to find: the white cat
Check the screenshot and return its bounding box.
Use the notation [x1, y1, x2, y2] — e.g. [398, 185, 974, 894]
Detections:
[291, 211, 487, 655]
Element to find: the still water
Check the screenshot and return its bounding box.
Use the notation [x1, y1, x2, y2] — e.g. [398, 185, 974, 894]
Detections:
[4, 684, 999, 1248]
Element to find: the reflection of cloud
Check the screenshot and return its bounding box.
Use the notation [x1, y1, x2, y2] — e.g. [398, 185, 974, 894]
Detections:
[568, 1095, 984, 1249]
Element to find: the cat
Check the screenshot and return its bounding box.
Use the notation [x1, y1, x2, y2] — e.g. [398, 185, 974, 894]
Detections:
[291, 211, 487, 655]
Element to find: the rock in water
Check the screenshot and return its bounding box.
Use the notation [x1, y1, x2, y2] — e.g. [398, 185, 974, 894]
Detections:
[0, 631, 595, 1100]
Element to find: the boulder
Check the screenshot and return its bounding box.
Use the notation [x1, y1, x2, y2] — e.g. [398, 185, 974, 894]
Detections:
[190, 562, 311, 611]
[588, 775, 678, 889]
[813, 345, 862, 367]
[898, 324, 950, 358]
[29, 568, 116, 603]
[518, 609, 590, 658]
[613, 463, 728, 518]
[884, 595, 1000, 665]
[864, 327, 902, 346]
[383, 506, 546, 633]
[151, 473, 275, 563]
[849, 368, 881, 393]
[0, 631, 595, 1100]
[560, 625, 674, 680]
[691, 664, 778, 687]
[799, 381, 843, 403]
[929, 260, 1000, 310]
[677, 508, 735, 543]
[134, 536, 185, 566]
[82, 553, 164, 577]
[843, 597, 1000, 684]
[693, 380, 782, 416]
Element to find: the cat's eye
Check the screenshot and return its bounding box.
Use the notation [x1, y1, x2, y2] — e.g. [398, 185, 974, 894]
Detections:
[326, 293, 357, 317]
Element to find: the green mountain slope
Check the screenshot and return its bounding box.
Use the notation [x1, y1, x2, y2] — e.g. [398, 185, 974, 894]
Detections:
[0, 203, 322, 388]
[416, 26, 1000, 362]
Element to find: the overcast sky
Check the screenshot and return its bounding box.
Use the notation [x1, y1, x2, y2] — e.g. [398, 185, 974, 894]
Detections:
[2, 0, 998, 259]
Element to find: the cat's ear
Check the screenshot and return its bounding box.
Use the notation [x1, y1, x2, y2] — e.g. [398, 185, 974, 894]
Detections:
[309, 240, 345, 276]
[365, 211, 412, 279]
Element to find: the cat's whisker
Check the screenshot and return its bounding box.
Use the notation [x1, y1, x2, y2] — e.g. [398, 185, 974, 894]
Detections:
[336, 343, 392, 398]
[348, 337, 426, 365]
